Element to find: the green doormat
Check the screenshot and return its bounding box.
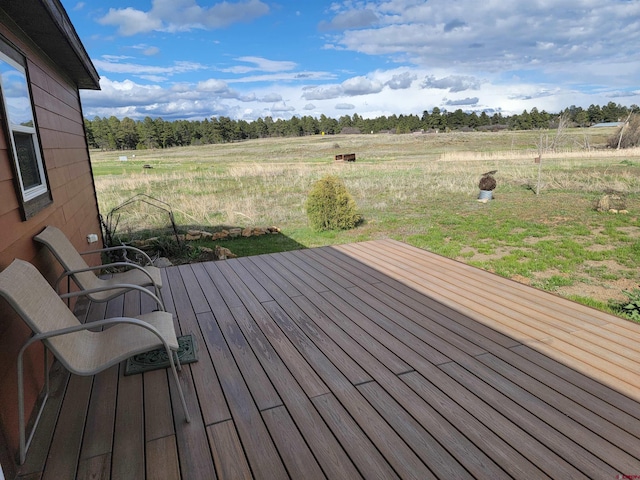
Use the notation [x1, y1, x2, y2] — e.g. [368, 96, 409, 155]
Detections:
[125, 334, 198, 376]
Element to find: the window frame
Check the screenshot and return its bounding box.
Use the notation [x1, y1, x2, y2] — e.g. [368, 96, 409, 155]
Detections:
[0, 38, 51, 219]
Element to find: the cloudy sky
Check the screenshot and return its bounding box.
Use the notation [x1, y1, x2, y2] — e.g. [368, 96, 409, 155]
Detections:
[61, 0, 640, 122]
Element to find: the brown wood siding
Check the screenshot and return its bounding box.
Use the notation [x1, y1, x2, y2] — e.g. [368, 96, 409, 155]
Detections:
[0, 18, 101, 475]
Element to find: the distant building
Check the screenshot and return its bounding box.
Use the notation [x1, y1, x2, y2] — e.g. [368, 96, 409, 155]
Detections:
[591, 122, 624, 128]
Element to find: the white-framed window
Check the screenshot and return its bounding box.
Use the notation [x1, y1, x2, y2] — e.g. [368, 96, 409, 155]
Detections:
[0, 40, 50, 218]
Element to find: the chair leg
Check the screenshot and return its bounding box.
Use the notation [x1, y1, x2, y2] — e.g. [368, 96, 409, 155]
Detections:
[18, 348, 27, 465]
[173, 350, 182, 372]
[18, 343, 50, 465]
[166, 347, 190, 423]
[154, 285, 166, 311]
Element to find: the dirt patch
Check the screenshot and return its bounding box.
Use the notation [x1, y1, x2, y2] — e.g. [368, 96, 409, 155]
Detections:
[511, 274, 531, 285]
[459, 246, 513, 262]
[554, 258, 638, 303]
[523, 235, 560, 245]
[532, 268, 565, 280]
[617, 226, 640, 237]
[584, 243, 616, 252]
[541, 216, 573, 226]
[583, 259, 624, 269]
[557, 278, 638, 303]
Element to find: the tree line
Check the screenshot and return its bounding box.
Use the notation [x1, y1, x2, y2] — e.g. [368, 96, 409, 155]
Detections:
[83, 101, 636, 151]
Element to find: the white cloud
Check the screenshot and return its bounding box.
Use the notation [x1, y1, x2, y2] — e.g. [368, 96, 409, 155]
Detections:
[94, 57, 207, 77]
[319, 8, 378, 30]
[444, 97, 479, 106]
[386, 72, 416, 90]
[99, 7, 162, 36]
[271, 102, 295, 112]
[99, 0, 269, 36]
[341, 76, 383, 95]
[325, 0, 640, 81]
[421, 75, 481, 93]
[80, 0, 640, 121]
[222, 56, 297, 74]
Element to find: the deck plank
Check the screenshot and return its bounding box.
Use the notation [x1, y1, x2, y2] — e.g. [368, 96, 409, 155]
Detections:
[439, 362, 622, 478]
[316, 245, 522, 349]
[146, 436, 181, 480]
[41, 375, 92, 480]
[196, 311, 288, 480]
[111, 368, 144, 480]
[144, 369, 174, 442]
[79, 367, 118, 461]
[470, 354, 640, 463]
[22, 239, 640, 479]
[261, 407, 326, 480]
[162, 268, 221, 480]
[253, 254, 413, 375]
[163, 265, 231, 425]
[357, 381, 474, 480]
[207, 420, 252, 480]
[218, 260, 329, 398]
[335, 241, 640, 397]
[76, 452, 110, 480]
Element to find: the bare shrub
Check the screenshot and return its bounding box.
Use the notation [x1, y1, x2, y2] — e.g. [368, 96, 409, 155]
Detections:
[608, 114, 640, 149]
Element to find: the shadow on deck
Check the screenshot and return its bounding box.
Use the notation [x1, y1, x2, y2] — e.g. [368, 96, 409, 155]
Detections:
[16, 239, 640, 479]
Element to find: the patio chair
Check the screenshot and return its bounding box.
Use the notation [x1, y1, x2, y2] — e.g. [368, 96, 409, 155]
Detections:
[0, 259, 191, 465]
[34, 225, 164, 307]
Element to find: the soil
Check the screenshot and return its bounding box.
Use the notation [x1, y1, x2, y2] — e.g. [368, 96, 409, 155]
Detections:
[459, 239, 638, 304]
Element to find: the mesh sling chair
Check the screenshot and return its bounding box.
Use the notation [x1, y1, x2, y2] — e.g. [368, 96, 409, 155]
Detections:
[0, 259, 191, 465]
[34, 225, 164, 308]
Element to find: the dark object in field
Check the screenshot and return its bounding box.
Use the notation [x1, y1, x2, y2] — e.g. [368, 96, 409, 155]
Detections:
[335, 153, 356, 162]
[478, 171, 497, 191]
[143, 164, 153, 169]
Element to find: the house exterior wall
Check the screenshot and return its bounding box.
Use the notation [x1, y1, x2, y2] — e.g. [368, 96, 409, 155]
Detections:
[0, 18, 101, 475]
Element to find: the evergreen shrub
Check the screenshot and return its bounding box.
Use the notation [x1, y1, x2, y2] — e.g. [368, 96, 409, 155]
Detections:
[306, 175, 362, 231]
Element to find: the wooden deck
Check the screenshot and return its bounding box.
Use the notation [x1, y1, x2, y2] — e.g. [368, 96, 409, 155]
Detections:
[17, 239, 640, 479]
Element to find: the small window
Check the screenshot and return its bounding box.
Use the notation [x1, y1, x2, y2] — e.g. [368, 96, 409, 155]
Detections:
[0, 44, 50, 218]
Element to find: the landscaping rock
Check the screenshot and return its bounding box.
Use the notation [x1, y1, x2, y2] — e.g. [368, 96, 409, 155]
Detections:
[153, 257, 173, 267]
[215, 246, 236, 260]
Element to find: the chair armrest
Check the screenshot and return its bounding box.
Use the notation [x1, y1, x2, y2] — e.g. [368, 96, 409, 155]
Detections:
[55, 262, 157, 292]
[18, 317, 175, 373]
[26, 316, 166, 343]
[81, 245, 154, 266]
[59, 283, 165, 311]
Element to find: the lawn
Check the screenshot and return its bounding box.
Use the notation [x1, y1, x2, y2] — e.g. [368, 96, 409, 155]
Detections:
[90, 128, 640, 314]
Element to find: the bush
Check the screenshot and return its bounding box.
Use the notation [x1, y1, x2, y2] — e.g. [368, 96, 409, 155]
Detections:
[306, 175, 362, 231]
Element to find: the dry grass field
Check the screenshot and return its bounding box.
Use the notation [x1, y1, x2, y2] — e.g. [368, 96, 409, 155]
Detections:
[90, 128, 640, 313]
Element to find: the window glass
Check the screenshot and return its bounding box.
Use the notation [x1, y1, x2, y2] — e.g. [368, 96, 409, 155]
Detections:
[0, 65, 33, 126]
[0, 49, 48, 206]
[14, 131, 40, 188]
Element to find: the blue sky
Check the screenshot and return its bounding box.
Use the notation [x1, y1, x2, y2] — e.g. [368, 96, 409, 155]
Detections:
[61, 0, 640, 122]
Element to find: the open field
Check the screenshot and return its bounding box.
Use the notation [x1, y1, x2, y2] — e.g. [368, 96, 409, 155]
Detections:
[90, 128, 640, 313]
